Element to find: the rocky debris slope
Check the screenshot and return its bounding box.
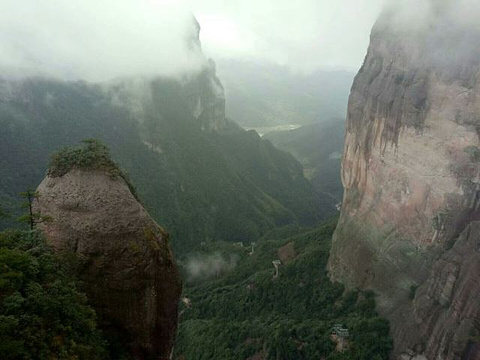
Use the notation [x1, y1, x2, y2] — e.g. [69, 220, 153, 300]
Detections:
[35, 168, 181, 360]
[328, 2, 480, 359]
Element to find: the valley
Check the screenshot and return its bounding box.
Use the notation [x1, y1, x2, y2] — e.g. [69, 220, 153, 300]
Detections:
[1, 1, 479, 359]
[175, 220, 392, 360]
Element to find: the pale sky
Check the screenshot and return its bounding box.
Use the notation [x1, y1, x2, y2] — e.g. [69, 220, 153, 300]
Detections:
[188, 0, 384, 72]
[0, 0, 384, 81]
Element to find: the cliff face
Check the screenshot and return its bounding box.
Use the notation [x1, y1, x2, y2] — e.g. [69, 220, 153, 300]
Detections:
[328, 5, 480, 360]
[106, 16, 226, 133]
[182, 59, 226, 132]
[34, 169, 181, 360]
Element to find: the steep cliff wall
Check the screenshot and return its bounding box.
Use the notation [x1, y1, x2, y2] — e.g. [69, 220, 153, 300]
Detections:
[329, 3, 480, 359]
[34, 168, 181, 360]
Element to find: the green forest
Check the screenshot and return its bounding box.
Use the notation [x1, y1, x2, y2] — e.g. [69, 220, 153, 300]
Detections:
[0, 78, 392, 360]
[264, 119, 345, 207]
[0, 79, 329, 254]
[0, 141, 393, 360]
[175, 220, 392, 359]
[0, 227, 107, 359]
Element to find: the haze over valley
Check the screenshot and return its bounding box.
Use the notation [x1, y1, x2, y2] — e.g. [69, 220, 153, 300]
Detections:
[1, 1, 480, 360]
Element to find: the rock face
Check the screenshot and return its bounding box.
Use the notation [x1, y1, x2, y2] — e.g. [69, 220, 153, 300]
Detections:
[183, 17, 227, 132]
[182, 58, 226, 132]
[35, 169, 182, 360]
[329, 3, 480, 359]
[106, 16, 226, 133]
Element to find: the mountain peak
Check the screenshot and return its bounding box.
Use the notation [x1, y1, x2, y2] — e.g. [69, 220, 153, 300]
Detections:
[35, 142, 182, 359]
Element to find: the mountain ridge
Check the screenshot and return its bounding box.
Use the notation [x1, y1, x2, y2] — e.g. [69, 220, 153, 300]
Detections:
[0, 27, 323, 254]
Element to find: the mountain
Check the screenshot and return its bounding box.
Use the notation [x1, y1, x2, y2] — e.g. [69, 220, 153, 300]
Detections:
[34, 141, 181, 359]
[0, 23, 324, 254]
[215, 59, 354, 128]
[174, 220, 392, 360]
[328, 4, 480, 359]
[264, 118, 345, 212]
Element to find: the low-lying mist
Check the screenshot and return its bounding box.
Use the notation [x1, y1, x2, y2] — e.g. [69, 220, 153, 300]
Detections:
[0, 0, 206, 82]
[185, 252, 239, 281]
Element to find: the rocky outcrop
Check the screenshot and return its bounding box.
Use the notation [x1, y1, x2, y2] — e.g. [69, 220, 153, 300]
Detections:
[105, 16, 226, 133]
[183, 17, 226, 131]
[328, 2, 480, 359]
[414, 222, 480, 360]
[34, 169, 181, 360]
[182, 58, 226, 132]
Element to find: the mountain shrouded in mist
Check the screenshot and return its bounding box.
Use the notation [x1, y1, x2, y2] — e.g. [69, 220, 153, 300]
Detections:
[264, 119, 345, 209]
[216, 59, 354, 127]
[329, 0, 480, 359]
[5, 0, 480, 359]
[0, 9, 330, 360]
[0, 0, 206, 81]
[0, 17, 324, 255]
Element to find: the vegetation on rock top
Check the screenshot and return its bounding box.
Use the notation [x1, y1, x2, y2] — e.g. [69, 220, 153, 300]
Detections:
[48, 139, 122, 178]
[48, 139, 139, 200]
[0, 79, 321, 253]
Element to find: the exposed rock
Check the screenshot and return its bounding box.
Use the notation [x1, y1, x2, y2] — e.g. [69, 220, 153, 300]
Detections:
[34, 169, 181, 360]
[328, 4, 480, 359]
[277, 241, 297, 264]
[463, 343, 480, 360]
[414, 222, 480, 360]
[182, 58, 227, 132]
[105, 16, 226, 133]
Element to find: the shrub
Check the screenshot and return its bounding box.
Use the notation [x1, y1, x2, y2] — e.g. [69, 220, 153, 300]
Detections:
[48, 139, 139, 200]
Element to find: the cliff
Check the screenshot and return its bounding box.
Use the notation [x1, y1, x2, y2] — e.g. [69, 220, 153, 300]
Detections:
[34, 146, 181, 360]
[328, 3, 480, 359]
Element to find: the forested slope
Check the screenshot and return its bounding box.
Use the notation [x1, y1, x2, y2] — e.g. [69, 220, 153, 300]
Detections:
[264, 119, 345, 210]
[175, 220, 392, 359]
[0, 76, 322, 253]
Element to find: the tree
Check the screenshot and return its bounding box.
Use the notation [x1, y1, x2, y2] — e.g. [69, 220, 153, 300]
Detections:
[0, 204, 7, 219]
[0, 229, 107, 359]
[17, 189, 52, 230]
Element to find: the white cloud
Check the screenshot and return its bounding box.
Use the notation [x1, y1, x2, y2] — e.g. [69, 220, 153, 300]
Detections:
[0, 0, 207, 81]
[5, 0, 475, 80]
[187, 0, 383, 72]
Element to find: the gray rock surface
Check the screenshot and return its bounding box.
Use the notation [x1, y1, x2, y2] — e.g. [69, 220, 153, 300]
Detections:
[329, 4, 480, 359]
[35, 169, 181, 360]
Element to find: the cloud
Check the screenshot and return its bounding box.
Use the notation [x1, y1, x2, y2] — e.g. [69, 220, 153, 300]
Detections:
[188, 0, 383, 72]
[185, 252, 239, 280]
[0, 0, 207, 81]
[367, 0, 480, 78]
[382, 0, 480, 31]
[3, 0, 477, 80]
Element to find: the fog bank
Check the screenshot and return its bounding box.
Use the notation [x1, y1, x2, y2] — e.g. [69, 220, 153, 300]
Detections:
[185, 252, 239, 280]
[0, 0, 206, 81]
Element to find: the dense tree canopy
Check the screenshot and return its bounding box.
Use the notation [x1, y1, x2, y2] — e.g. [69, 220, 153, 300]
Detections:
[175, 220, 393, 359]
[0, 229, 107, 360]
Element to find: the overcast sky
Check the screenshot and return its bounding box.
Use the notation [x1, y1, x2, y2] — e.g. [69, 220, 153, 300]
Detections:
[189, 0, 383, 72]
[1, 0, 384, 81]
